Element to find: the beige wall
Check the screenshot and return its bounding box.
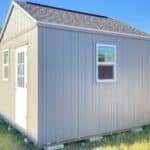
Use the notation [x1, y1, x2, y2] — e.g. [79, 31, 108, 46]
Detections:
[0, 5, 38, 142]
[1, 5, 35, 42]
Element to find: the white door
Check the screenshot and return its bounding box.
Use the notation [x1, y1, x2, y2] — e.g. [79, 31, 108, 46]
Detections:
[15, 45, 27, 130]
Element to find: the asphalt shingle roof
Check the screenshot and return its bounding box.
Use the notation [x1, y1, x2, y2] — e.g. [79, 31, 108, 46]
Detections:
[17, 1, 149, 37]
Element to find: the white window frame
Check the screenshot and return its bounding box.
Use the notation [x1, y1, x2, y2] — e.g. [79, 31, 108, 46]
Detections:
[2, 49, 9, 81]
[96, 44, 117, 83]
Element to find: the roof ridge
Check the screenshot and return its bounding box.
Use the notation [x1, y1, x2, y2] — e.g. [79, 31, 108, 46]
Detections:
[26, 1, 109, 19]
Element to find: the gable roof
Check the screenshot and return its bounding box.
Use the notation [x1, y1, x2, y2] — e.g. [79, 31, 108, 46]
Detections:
[0, 1, 149, 42]
[16, 1, 150, 38]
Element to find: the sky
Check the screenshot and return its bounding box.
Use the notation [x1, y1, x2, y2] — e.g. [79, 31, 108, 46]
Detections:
[0, 0, 150, 34]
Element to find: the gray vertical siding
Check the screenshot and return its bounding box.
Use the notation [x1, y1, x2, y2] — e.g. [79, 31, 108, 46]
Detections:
[38, 26, 150, 144]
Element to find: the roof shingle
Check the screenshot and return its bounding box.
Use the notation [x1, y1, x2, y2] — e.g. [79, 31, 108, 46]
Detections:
[17, 1, 149, 37]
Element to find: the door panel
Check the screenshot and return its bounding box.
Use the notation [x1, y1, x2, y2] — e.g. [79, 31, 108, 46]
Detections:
[15, 45, 27, 130]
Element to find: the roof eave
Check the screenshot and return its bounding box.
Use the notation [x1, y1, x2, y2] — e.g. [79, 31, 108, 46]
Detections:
[37, 21, 150, 41]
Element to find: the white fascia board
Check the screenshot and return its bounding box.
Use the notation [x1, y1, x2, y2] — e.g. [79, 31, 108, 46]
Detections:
[37, 21, 150, 41]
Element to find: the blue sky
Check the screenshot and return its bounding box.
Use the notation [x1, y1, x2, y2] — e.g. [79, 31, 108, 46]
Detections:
[0, 0, 150, 33]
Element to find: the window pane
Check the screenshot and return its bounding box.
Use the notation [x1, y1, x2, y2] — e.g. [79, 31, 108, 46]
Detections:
[17, 52, 25, 87]
[18, 76, 24, 88]
[98, 46, 115, 63]
[18, 65, 24, 76]
[98, 65, 114, 79]
[4, 66, 8, 79]
[18, 52, 24, 64]
[20, 52, 24, 63]
[18, 53, 20, 64]
[3, 51, 9, 64]
[18, 77, 22, 87]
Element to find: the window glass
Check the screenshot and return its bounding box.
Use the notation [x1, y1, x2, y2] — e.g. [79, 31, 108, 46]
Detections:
[97, 45, 116, 82]
[4, 66, 8, 79]
[3, 51, 9, 64]
[98, 46, 114, 63]
[17, 52, 25, 88]
[3, 50, 9, 80]
[98, 65, 114, 79]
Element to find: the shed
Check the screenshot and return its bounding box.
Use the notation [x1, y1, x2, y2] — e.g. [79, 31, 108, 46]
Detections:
[0, 0, 150, 148]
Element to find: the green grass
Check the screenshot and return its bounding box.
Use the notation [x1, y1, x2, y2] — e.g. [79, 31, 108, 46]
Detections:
[1, 119, 150, 150]
[65, 126, 150, 150]
[0, 119, 40, 150]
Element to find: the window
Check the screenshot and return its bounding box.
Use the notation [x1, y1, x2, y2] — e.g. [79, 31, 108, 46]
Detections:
[3, 49, 9, 80]
[17, 52, 25, 88]
[96, 44, 116, 82]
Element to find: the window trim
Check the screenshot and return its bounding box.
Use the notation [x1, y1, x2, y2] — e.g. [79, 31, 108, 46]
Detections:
[96, 44, 117, 83]
[2, 49, 9, 81]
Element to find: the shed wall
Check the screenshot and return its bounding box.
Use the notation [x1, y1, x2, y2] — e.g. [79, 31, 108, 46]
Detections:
[0, 5, 38, 142]
[38, 26, 150, 145]
[1, 5, 35, 42]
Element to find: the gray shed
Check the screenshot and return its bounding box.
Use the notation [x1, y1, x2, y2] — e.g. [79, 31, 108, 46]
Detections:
[0, 0, 150, 148]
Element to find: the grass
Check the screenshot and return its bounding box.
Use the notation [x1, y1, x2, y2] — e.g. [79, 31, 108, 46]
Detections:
[65, 126, 150, 150]
[0, 119, 40, 150]
[1, 119, 150, 150]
